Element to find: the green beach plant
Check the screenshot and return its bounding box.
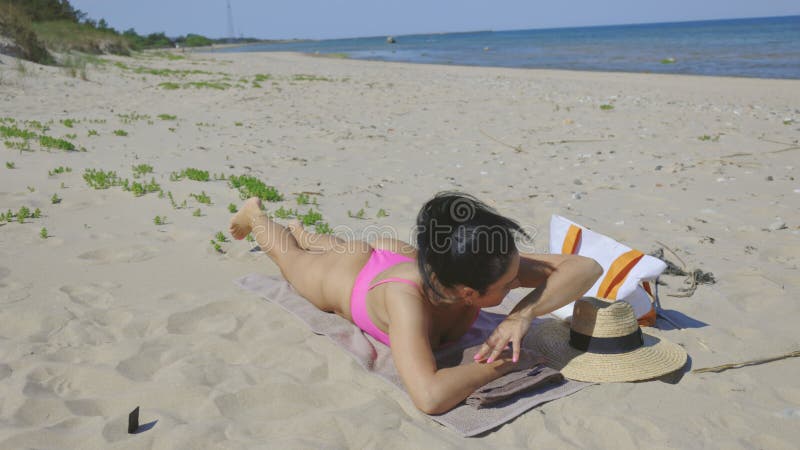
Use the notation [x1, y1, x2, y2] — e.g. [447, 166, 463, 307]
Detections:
[0, 124, 37, 140]
[215, 231, 228, 243]
[191, 191, 211, 204]
[170, 168, 210, 182]
[348, 208, 366, 220]
[185, 81, 232, 90]
[292, 74, 333, 82]
[599, 104, 615, 111]
[5, 162, 14, 169]
[315, 222, 333, 234]
[83, 169, 124, 189]
[158, 114, 177, 121]
[51, 193, 61, 204]
[228, 175, 284, 202]
[273, 206, 296, 219]
[296, 193, 310, 205]
[127, 178, 161, 197]
[132, 163, 154, 178]
[48, 166, 72, 176]
[377, 208, 389, 218]
[40, 227, 48, 239]
[698, 134, 720, 142]
[153, 215, 166, 225]
[228, 203, 237, 213]
[167, 191, 180, 209]
[300, 209, 323, 226]
[4, 140, 31, 151]
[113, 129, 128, 137]
[117, 113, 151, 124]
[17, 206, 30, 223]
[38, 135, 76, 151]
[193, 208, 202, 217]
[88, 129, 99, 136]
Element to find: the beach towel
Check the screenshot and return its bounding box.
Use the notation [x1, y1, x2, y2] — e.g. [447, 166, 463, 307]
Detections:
[235, 273, 590, 437]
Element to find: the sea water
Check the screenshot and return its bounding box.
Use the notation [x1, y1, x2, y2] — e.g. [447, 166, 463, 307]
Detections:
[209, 16, 800, 79]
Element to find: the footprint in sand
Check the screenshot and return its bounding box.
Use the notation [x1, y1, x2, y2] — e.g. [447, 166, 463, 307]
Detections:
[0, 278, 32, 305]
[77, 245, 159, 264]
[59, 283, 119, 308]
[24, 364, 131, 399]
[116, 341, 190, 382]
[13, 397, 72, 427]
[166, 301, 240, 335]
[0, 363, 11, 380]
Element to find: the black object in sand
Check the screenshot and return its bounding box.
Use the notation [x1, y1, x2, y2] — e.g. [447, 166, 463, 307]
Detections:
[128, 406, 139, 434]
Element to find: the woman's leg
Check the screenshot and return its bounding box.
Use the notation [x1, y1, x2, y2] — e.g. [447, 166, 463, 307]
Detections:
[230, 198, 359, 313]
[287, 219, 346, 253]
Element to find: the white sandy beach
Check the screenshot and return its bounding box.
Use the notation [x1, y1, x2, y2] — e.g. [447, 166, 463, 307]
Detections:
[0, 49, 798, 448]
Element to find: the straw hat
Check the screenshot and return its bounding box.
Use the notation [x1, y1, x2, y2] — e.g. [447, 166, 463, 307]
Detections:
[528, 297, 687, 382]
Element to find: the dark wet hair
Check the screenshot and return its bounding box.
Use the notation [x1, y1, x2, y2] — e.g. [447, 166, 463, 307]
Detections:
[415, 192, 528, 303]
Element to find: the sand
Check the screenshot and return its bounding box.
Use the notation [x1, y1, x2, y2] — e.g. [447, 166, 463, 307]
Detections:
[0, 49, 798, 448]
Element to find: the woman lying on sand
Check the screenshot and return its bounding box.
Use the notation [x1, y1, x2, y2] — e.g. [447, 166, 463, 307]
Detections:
[229, 192, 601, 414]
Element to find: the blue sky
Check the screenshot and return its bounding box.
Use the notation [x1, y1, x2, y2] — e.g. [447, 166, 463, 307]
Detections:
[70, 0, 799, 40]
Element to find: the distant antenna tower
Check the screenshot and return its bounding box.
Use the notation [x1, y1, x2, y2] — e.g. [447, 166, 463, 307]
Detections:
[226, 0, 235, 41]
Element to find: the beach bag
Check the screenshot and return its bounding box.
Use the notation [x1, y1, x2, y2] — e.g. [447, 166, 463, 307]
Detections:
[548, 215, 665, 326]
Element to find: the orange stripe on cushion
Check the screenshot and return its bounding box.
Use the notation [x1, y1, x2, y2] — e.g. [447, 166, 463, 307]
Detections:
[642, 281, 654, 298]
[561, 225, 582, 255]
[597, 250, 645, 299]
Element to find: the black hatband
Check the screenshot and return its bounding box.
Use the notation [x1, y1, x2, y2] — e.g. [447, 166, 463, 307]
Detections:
[569, 328, 644, 354]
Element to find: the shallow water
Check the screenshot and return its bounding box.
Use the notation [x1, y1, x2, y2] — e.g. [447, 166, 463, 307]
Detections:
[208, 16, 800, 79]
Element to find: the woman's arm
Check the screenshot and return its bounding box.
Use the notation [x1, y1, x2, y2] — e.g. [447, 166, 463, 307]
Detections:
[511, 252, 603, 320]
[385, 287, 525, 415]
[475, 253, 603, 363]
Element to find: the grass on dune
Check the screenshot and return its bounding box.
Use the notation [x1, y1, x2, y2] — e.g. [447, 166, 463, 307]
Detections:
[0, 3, 53, 64]
[31, 20, 130, 55]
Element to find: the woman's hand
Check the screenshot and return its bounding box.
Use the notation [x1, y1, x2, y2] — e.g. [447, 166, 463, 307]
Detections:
[473, 312, 532, 364]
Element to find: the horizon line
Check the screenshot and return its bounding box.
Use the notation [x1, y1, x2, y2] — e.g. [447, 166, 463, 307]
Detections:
[217, 13, 799, 43]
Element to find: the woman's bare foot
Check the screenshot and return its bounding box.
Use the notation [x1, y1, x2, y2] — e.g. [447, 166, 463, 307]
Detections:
[229, 197, 264, 240]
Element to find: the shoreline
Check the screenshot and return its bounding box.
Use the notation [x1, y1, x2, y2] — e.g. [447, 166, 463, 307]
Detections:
[196, 48, 800, 82]
[0, 49, 798, 447]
